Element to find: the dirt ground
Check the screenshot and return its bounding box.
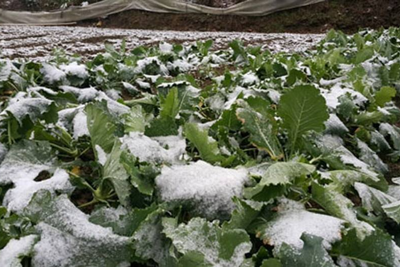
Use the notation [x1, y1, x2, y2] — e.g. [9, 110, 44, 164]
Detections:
[1, 0, 399, 33]
[86, 0, 399, 33]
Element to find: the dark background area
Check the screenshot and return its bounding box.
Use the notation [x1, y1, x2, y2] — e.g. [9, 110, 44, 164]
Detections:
[0, 0, 399, 33]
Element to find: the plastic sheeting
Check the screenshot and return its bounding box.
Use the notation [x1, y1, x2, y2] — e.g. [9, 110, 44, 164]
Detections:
[0, 0, 325, 25]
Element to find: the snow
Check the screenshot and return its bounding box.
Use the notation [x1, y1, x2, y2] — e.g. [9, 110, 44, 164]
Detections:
[260, 199, 344, 251]
[0, 235, 38, 267]
[0, 143, 6, 164]
[267, 89, 281, 103]
[240, 72, 259, 86]
[0, 97, 53, 124]
[324, 113, 349, 134]
[41, 63, 66, 84]
[95, 145, 107, 166]
[0, 26, 323, 61]
[60, 62, 88, 79]
[155, 161, 249, 218]
[0, 149, 55, 185]
[59, 86, 129, 115]
[30, 194, 131, 267]
[337, 146, 377, 178]
[3, 169, 74, 212]
[120, 132, 186, 164]
[321, 83, 368, 109]
[72, 109, 89, 139]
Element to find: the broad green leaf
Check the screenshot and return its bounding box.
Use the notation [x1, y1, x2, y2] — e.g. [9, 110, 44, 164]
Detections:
[332, 228, 400, 267]
[375, 86, 396, 107]
[145, 116, 179, 137]
[354, 47, 374, 64]
[223, 198, 264, 230]
[382, 201, 400, 224]
[102, 141, 132, 206]
[23, 191, 133, 267]
[260, 259, 282, 267]
[354, 182, 400, 223]
[123, 105, 147, 133]
[279, 234, 336, 267]
[312, 183, 373, 239]
[0, 235, 38, 267]
[278, 85, 329, 154]
[120, 151, 154, 196]
[163, 217, 251, 267]
[89, 205, 158, 237]
[160, 87, 179, 119]
[236, 102, 283, 160]
[85, 102, 118, 153]
[245, 162, 314, 201]
[132, 210, 178, 267]
[184, 123, 225, 164]
[260, 162, 315, 186]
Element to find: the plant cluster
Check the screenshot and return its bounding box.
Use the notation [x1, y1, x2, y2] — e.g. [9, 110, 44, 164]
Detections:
[1, 28, 400, 266]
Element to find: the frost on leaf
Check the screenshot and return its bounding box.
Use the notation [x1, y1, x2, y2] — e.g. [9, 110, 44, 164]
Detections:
[22, 191, 132, 267]
[0, 235, 38, 267]
[279, 234, 336, 267]
[163, 217, 252, 267]
[156, 161, 248, 219]
[256, 199, 344, 251]
[121, 132, 186, 164]
[0, 140, 55, 185]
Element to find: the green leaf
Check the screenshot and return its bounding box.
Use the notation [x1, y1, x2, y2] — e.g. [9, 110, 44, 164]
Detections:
[236, 102, 283, 160]
[258, 162, 315, 186]
[123, 105, 147, 133]
[145, 116, 179, 137]
[163, 217, 251, 267]
[223, 198, 264, 230]
[332, 228, 400, 267]
[382, 201, 400, 224]
[312, 183, 372, 239]
[184, 123, 225, 164]
[279, 234, 336, 267]
[375, 86, 396, 107]
[278, 85, 329, 154]
[160, 87, 180, 119]
[132, 210, 178, 267]
[102, 141, 132, 206]
[260, 259, 282, 267]
[120, 151, 154, 196]
[85, 102, 118, 153]
[354, 47, 375, 64]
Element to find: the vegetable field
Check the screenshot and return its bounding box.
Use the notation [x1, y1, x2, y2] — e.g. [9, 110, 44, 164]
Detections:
[1, 28, 400, 266]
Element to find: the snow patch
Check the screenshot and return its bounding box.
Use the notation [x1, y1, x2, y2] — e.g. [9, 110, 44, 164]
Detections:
[156, 161, 249, 218]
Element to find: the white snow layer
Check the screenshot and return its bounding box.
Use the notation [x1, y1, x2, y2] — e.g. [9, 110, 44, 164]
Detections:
[0, 235, 38, 267]
[261, 199, 344, 251]
[155, 161, 249, 218]
[30, 194, 130, 267]
[72, 109, 89, 139]
[120, 132, 186, 164]
[3, 169, 74, 212]
[41, 63, 66, 84]
[60, 62, 89, 79]
[0, 143, 6, 163]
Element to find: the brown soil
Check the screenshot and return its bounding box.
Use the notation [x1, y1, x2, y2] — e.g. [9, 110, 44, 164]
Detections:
[77, 0, 400, 33]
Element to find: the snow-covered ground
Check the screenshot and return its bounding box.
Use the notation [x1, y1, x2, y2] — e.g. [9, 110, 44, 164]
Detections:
[0, 26, 323, 60]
